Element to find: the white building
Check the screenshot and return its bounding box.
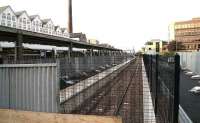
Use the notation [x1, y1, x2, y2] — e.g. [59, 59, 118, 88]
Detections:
[15, 11, 31, 31]
[0, 5, 71, 39]
[0, 6, 17, 28]
[54, 26, 62, 36]
[61, 28, 69, 38]
[29, 15, 42, 33]
[42, 19, 54, 35]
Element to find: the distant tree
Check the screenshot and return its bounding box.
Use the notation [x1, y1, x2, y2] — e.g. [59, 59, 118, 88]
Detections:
[167, 40, 185, 52]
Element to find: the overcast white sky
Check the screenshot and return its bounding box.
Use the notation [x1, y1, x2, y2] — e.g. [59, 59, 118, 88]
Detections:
[1, 0, 200, 51]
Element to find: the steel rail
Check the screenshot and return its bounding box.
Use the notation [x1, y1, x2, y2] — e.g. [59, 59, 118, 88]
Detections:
[114, 58, 139, 115]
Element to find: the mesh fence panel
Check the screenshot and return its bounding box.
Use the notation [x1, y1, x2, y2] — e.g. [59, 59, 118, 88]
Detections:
[143, 54, 180, 123]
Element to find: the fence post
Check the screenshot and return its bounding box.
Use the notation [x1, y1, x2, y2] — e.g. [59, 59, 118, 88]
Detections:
[173, 54, 180, 123]
[150, 55, 153, 92]
[155, 54, 159, 115]
[147, 55, 150, 80]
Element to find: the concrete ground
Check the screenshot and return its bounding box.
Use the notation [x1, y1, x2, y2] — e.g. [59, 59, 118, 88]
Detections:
[180, 70, 200, 123]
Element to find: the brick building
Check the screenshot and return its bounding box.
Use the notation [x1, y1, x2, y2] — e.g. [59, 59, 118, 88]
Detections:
[169, 18, 200, 51]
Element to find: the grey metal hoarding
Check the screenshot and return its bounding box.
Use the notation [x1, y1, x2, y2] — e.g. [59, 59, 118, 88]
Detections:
[0, 63, 59, 113]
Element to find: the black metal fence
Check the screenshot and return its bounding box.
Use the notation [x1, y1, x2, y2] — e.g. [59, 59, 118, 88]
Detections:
[143, 54, 180, 123]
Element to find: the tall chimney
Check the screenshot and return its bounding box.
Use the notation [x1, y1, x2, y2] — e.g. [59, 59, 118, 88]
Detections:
[68, 0, 73, 33]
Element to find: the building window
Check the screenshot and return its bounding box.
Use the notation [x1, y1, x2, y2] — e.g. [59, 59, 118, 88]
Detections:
[146, 42, 153, 45]
[40, 27, 43, 32]
[13, 22, 16, 28]
[43, 27, 46, 33]
[36, 27, 39, 32]
[28, 25, 31, 30]
[1, 20, 6, 26]
[19, 18, 22, 23]
[27, 21, 31, 30]
[27, 21, 30, 25]
[198, 44, 200, 49]
[12, 16, 16, 21]
[23, 18, 26, 29]
[36, 21, 39, 26]
[32, 26, 35, 31]
[23, 18, 26, 24]
[2, 13, 6, 19]
[7, 13, 11, 20]
[18, 24, 21, 29]
[7, 21, 11, 27]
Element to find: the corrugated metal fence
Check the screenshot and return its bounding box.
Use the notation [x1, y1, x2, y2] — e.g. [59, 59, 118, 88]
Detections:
[0, 63, 59, 113]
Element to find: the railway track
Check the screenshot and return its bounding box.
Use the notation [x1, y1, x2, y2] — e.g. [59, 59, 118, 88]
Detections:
[70, 57, 143, 123]
[63, 57, 143, 123]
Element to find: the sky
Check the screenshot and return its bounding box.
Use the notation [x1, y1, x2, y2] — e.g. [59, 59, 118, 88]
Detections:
[1, 0, 200, 51]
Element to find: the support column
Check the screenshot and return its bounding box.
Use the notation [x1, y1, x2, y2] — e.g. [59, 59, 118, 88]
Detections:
[83, 50, 86, 56]
[52, 49, 56, 59]
[104, 50, 106, 56]
[90, 48, 93, 56]
[113, 51, 116, 56]
[101, 50, 104, 56]
[15, 33, 23, 61]
[98, 50, 101, 56]
[68, 43, 73, 62]
[119, 50, 122, 56]
[111, 51, 114, 56]
[107, 50, 110, 56]
[109, 50, 112, 56]
[105, 50, 108, 56]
